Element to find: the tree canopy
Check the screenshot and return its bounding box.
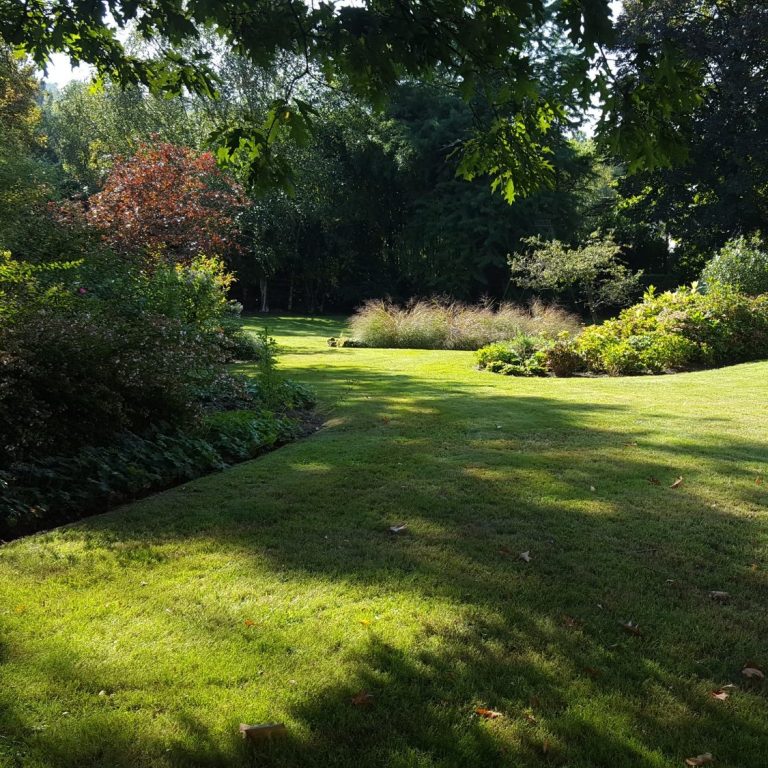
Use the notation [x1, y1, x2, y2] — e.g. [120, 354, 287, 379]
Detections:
[0, 0, 702, 198]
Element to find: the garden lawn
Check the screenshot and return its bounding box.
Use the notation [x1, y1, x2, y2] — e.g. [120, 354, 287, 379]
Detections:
[1, 314, 767, 768]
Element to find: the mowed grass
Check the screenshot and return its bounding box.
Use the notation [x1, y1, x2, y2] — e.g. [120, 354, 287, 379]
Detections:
[2, 314, 768, 768]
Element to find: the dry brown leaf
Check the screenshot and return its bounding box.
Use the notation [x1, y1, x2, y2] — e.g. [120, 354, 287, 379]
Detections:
[351, 691, 375, 707]
[670, 476, 684, 489]
[621, 621, 642, 637]
[741, 666, 765, 680]
[709, 591, 729, 603]
[519, 550, 532, 563]
[244, 619, 256, 627]
[710, 689, 730, 701]
[562, 615, 582, 630]
[239, 723, 287, 742]
[584, 666, 602, 679]
[475, 707, 502, 719]
[756, 476, 763, 486]
[389, 524, 408, 534]
[647, 476, 661, 486]
[684, 753, 714, 766]
[498, 546, 513, 557]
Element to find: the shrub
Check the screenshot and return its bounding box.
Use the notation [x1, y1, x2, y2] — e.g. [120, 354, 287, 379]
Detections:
[544, 334, 584, 377]
[509, 234, 643, 320]
[701, 234, 768, 296]
[476, 334, 549, 377]
[576, 285, 768, 375]
[350, 299, 581, 350]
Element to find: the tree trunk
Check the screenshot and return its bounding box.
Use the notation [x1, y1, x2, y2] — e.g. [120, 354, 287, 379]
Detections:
[259, 278, 269, 314]
[287, 272, 294, 311]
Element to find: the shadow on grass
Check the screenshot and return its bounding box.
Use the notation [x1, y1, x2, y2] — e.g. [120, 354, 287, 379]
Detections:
[2, 361, 767, 767]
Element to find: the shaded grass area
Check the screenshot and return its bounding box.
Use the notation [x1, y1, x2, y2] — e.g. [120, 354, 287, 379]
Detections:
[1, 314, 767, 767]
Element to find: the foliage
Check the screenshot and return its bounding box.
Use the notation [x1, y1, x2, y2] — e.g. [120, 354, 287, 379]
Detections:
[3, 0, 703, 198]
[604, 1, 768, 265]
[43, 80, 211, 191]
[349, 299, 581, 350]
[576, 286, 768, 376]
[0, 251, 247, 465]
[543, 334, 584, 377]
[476, 333, 583, 378]
[0, 408, 299, 538]
[701, 234, 768, 296]
[81, 142, 244, 264]
[509, 234, 644, 321]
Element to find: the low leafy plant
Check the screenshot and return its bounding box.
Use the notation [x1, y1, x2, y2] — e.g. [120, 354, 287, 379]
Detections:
[0, 409, 299, 539]
[476, 334, 549, 377]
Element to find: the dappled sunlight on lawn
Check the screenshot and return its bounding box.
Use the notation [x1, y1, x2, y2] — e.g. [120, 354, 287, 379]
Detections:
[1, 317, 768, 767]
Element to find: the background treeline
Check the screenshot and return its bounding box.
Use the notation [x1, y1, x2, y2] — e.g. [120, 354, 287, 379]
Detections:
[10, 52, 671, 315]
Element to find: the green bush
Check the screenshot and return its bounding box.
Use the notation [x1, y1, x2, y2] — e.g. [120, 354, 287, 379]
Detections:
[0, 253, 229, 464]
[576, 285, 768, 375]
[476, 335, 549, 377]
[701, 234, 768, 296]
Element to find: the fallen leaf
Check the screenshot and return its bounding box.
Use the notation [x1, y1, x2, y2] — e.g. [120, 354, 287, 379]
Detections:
[709, 591, 729, 603]
[358, 619, 371, 626]
[647, 476, 661, 486]
[741, 665, 765, 680]
[498, 546, 513, 557]
[621, 621, 642, 637]
[475, 707, 502, 719]
[523, 711, 537, 724]
[685, 753, 714, 766]
[519, 551, 532, 563]
[756, 476, 763, 486]
[244, 619, 256, 627]
[589, 485, 596, 492]
[710, 689, 730, 701]
[670, 476, 684, 489]
[239, 723, 287, 742]
[389, 524, 407, 534]
[584, 666, 602, 679]
[351, 691, 375, 707]
[562, 615, 582, 630]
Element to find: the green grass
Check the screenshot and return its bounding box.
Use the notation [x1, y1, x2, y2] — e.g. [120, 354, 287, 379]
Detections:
[2, 314, 767, 768]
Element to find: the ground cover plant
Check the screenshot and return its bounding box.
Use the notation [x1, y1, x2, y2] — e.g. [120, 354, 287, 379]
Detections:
[348, 299, 581, 350]
[1, 316, 766, 768]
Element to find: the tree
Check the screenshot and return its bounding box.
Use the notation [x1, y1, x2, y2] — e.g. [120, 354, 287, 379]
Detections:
[84, 143, 244, 263]
[601, 0, 768, 267]
[509, 234, 643, 320]
[1, 0, 690, 199]
[701, 234, 768, 296]
[43, 80, 210, 192]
